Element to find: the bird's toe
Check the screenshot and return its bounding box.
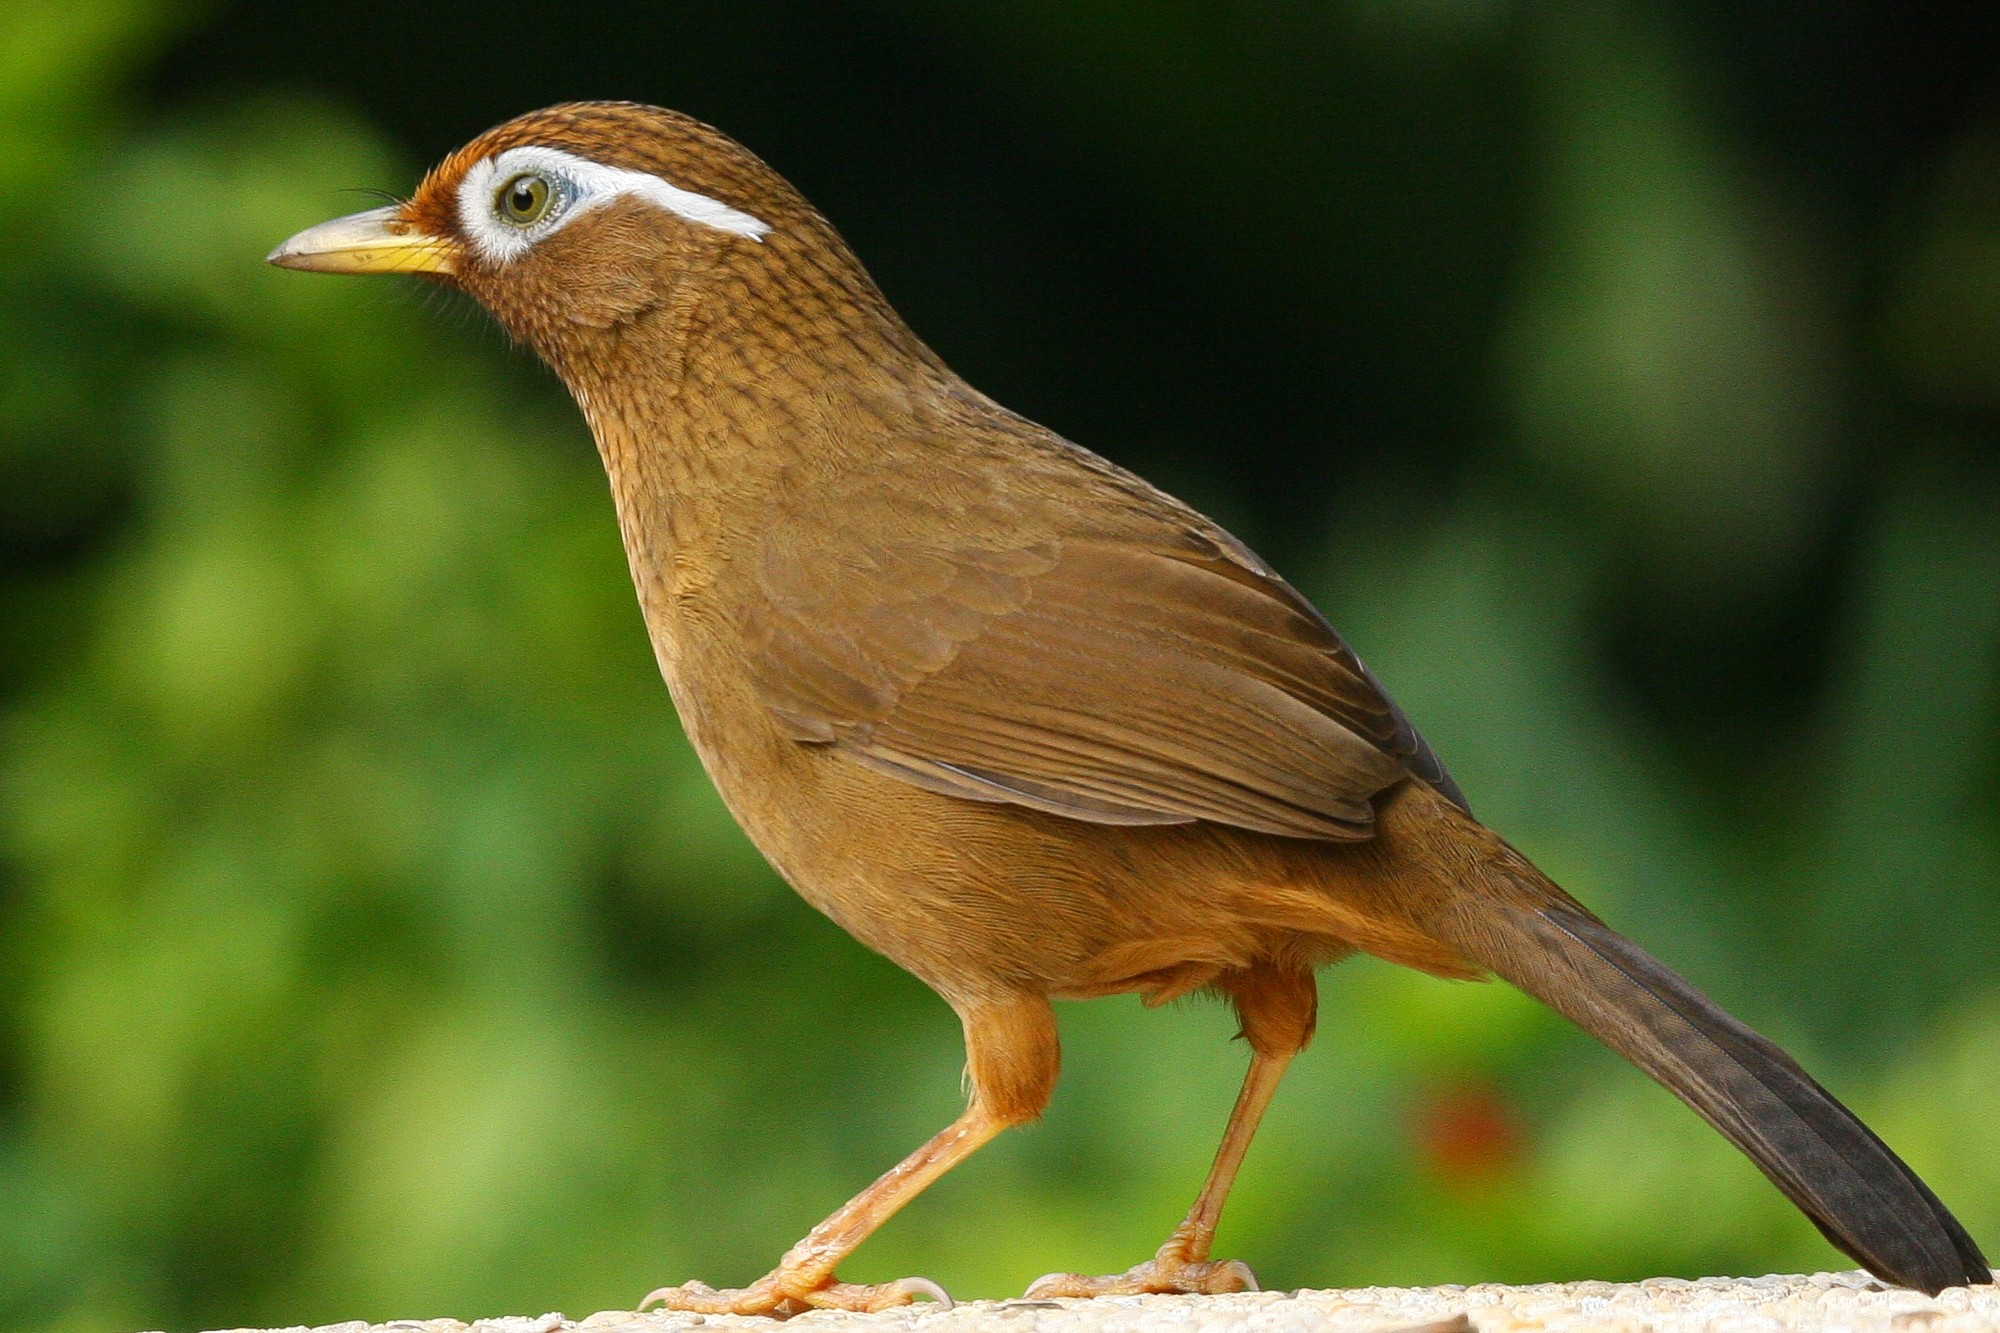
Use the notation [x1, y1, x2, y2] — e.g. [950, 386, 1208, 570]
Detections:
[1025, 1258, 1258, 1299]
[640, 1273, 952, 1319]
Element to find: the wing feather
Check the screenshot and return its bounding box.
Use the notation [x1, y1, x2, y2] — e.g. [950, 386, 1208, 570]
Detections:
[740, 437, 1463, 840]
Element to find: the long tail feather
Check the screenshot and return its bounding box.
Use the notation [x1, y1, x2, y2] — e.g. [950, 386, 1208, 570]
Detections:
[1427, 867, 1990, 1292]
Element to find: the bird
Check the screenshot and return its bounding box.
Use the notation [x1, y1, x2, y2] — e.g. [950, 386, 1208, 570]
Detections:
[269, 102, 1991, 1316]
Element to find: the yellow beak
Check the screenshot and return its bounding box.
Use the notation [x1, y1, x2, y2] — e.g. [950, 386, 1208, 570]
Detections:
[266, 205, 457, 276]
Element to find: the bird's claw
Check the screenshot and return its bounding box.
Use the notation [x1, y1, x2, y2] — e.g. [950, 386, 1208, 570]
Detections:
[640, 1274, 953, 1318]
[1025, 1257, 1258, 1299]
[881, 1277, 956, 1310]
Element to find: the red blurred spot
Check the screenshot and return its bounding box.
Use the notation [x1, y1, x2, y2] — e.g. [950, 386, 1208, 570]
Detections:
[1411, 1077, 1523, 1184]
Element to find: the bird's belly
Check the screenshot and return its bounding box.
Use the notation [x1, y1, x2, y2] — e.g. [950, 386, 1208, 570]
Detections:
[672, 706, 1343, 999]
[655, 628, 1466, 1001]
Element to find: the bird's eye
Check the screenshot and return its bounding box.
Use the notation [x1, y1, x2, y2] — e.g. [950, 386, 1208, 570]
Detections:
[495, 172, 554, 226]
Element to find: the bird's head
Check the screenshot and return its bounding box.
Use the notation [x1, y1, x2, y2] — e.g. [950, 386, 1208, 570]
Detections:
[269, 102, 863, 378]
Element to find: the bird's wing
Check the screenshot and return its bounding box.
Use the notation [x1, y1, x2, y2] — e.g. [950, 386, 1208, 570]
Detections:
[742, 434, 1463, 841]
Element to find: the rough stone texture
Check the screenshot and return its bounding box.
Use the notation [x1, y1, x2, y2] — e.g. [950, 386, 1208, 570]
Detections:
[185, 1272, 2000, 1333]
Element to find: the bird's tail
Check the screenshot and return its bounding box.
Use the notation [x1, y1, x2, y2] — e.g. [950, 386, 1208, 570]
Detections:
[1400, 791, 1991, 1294]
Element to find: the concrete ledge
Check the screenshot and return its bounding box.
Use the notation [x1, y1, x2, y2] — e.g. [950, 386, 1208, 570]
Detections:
[190, 1272, 2000, 1333]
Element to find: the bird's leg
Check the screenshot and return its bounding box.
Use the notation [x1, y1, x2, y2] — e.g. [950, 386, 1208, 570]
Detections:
[1028, 966, 1314, 1299]
[642, 993, 1059, 1318]
[644, 1107, 1005, 1316]
[1025, 1049, 1290, 1298]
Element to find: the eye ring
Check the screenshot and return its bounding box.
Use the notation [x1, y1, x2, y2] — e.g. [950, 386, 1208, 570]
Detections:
[495, 171, 554, 226]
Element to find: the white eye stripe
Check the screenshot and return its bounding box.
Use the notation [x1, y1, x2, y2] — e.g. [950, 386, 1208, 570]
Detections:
[455, 144, 771, 264]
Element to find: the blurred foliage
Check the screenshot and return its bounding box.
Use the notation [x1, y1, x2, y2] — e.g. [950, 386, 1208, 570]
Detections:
[0, 3, 1997, 1331]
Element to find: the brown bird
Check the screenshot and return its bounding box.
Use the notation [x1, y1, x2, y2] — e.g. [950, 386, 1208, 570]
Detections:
[270, 102, 1991, 1315]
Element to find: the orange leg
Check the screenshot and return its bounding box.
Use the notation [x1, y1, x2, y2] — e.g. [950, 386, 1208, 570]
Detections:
[642, 994, 1058, 1318]
[1028, 966, 1314, 1299]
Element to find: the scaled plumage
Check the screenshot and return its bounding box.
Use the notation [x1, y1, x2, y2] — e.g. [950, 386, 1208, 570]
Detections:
[272, 102, 1991, 1314]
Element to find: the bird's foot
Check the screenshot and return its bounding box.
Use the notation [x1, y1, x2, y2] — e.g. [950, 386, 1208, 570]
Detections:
[640, 1274, 953, 1319]
[1024, 1255, 1258, 1299]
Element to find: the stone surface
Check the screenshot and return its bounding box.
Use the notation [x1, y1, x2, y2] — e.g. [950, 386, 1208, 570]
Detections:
[181, 1272, 2000, 1333]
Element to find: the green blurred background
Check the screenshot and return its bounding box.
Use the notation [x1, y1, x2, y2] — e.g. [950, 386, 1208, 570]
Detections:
[3, 2, 1999, 1329]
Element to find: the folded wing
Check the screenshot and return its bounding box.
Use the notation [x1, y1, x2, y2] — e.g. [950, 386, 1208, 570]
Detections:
[742, 437, 1462, 841]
